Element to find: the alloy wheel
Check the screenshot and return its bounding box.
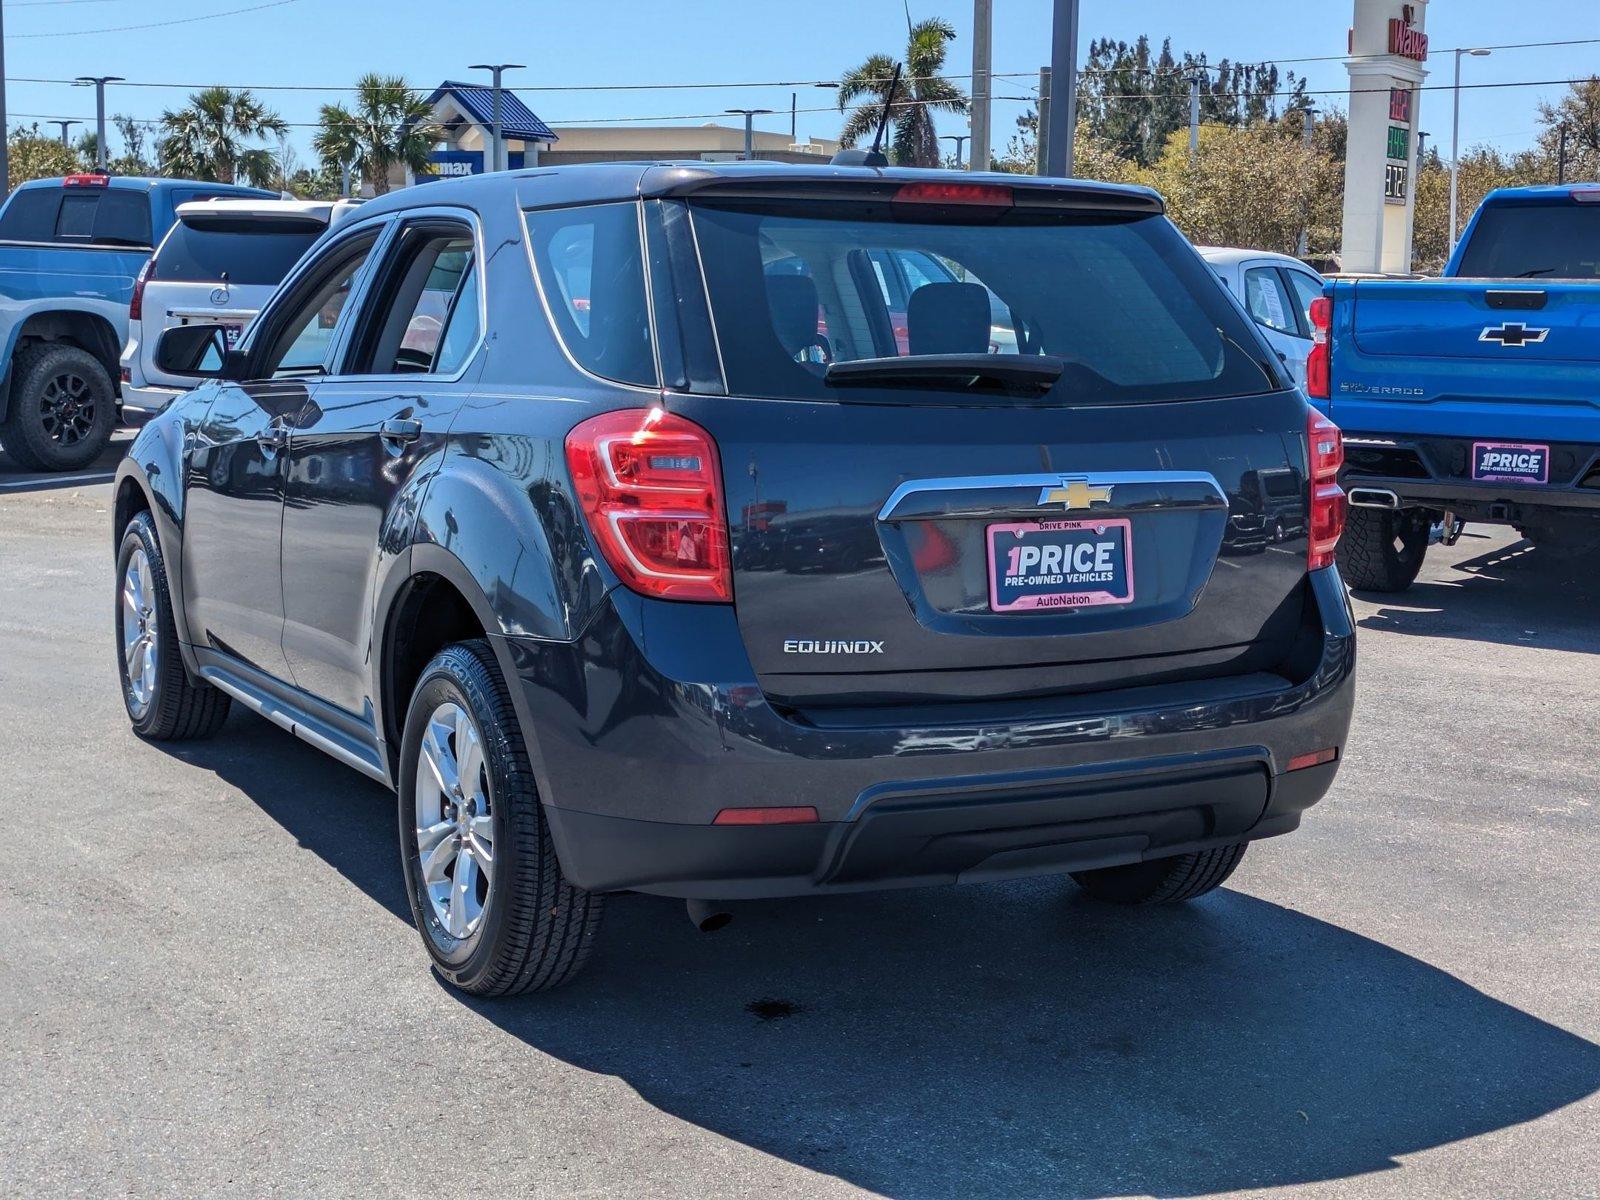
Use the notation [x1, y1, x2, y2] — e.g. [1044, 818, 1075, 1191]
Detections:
[39, 372, 96, 447]
[121, 547, 158, 718]
[414, 701, 495, 940]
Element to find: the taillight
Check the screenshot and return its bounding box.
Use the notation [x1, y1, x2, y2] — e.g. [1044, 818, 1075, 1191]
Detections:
[565, 408, 733, 603]
[1307, 407, 1346, 572]
[1305, 295, 1331, 400]
[129, 257, 153, 321]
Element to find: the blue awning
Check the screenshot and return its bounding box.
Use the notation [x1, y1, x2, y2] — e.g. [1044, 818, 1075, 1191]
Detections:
[426, 81, 558, 143]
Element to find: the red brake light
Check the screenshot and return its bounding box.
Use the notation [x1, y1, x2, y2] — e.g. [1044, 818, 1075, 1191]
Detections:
[1307, 408, 1346, 572]
[129, 256, 154, 321]
[1304, 295, 1331, 400]
[63, 173, 109, 187]
[565, 408, 733, 603]
[712, 806, 818, 826]
[894, 181, 1013, 208]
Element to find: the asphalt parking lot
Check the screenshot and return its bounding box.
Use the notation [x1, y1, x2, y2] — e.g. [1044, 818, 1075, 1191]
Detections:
[1, 429, 1596, 1199]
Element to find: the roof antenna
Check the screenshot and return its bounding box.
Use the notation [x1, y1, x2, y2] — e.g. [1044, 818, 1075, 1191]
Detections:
[832, 62, 902, 168]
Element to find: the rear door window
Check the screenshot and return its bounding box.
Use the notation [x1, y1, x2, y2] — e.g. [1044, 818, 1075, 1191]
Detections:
[525, 202, 656, 387]
[155, 221, 321, 285]
[687, 194, 1281, 405]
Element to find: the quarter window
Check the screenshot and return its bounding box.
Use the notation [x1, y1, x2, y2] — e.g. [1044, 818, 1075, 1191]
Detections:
[1244, 267, 1298, 335]
[525, 202, 656, 387]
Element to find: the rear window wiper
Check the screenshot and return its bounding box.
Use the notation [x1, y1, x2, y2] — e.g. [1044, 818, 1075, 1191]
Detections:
[1511, 267, 1557, 277]
[823, 353, 1065, 396]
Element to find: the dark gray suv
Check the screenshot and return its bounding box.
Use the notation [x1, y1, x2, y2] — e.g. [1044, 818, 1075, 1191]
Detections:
[113, 163, 1355, 994]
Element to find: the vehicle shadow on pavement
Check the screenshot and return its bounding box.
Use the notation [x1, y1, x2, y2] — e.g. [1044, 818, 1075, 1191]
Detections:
[1355, 536, 1600, 655]
[0, 429, 136, 497]
[474, 883, 1600, 1198]
[166, 712, 1600, 1199]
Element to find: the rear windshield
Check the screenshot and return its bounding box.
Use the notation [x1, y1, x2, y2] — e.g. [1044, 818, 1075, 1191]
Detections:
[687, 197, 1282, 404]
[1455, 202, 1600, 279]
[154, 220, 321, 285]
[0, 185, 151, 247]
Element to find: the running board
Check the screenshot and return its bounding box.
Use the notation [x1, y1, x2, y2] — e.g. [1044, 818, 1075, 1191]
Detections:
[196, 660, 391, 787]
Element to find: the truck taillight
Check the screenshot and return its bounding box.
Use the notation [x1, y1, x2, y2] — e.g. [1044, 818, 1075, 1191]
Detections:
[128, 257, 153, 321]
[1307, 407, 1346, 572]
[1305, 295, 1331, 400]
[565, 408, 733, 604]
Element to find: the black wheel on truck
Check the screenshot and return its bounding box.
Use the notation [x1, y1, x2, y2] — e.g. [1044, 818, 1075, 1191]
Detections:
[1, 342, 117, 472]
[1337, 506, 1430, 593]
[1071, 844, 1249, 905]
[398, 639, 604, 996]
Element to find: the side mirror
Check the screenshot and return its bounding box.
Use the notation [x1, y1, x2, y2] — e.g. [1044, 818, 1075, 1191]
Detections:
[154, 323, 242, 381]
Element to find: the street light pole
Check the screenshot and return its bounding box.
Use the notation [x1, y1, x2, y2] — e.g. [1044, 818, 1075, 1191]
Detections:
[469, 63, 524, 173]
[0, 1, 9, 195]
[940, 134, 970, 168]
[74, 76, 124, 173]
[725, 109, 773, 160]
[1297, 105, 1318, 258]
[1449, 48, 1490, 258]
[1043, 0, 1079, 177]
[51, 120, 81, 147]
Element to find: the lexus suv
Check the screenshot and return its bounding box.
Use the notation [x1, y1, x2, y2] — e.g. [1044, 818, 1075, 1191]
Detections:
[112, 164, 1355, 994]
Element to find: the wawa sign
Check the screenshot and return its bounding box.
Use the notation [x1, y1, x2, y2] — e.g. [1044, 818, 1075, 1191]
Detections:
[1388, 5, 1429, 62]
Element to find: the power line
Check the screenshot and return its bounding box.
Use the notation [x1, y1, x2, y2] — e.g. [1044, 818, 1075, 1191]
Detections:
[8, 0, 302, 38]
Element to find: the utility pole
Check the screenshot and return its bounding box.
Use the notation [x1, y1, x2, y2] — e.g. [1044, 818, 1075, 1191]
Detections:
[790, 92, 797, 142]
[725, 109, 772, 160]
[51, 120, 81, 147]
[940, 134, 969, 168]
[1557, 122, 1569, 184]
[1035, 67, 1052, 176]
[1297, 105, 1318, 259]
[969, 0, 992, 171]
[74, 76, 122, 173]
[1043, 0, 1079, 177]
[0, 0, 8, 195]
[1449, 48, 1490, 258]
[1188, 72, 1204, 158]
[469, 63, 524, 172]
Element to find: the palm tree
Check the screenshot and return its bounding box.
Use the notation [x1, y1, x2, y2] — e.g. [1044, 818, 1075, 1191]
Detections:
[159, 87, 288, 187]
[838, 18, 968, 167]
[313, 74, 441, 196]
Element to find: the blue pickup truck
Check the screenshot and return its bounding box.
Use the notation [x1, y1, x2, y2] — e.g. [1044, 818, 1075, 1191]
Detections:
[1310, 184, 1600, 591]
[0, 173, 273, 471]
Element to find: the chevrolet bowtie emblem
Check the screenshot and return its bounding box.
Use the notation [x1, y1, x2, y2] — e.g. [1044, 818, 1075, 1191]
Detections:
[1039, 478, 1113, 510]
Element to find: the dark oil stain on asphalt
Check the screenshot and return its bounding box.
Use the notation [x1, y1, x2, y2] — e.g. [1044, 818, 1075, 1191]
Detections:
[745, 998, 804, 1021]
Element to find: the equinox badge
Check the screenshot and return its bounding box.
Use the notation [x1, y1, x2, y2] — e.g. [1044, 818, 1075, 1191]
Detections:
[1039, 477, 1113, 511]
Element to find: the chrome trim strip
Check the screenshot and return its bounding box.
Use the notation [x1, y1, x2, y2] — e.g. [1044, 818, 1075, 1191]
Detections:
[877, 471, 1227, 522]
[199, 666, 391, 786]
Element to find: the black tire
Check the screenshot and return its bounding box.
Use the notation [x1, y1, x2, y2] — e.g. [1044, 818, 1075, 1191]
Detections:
[1337, 506, 1430, 593]
[398, 640, 603, 995]
[1071, 844, 1248, 905]
[1, 342, 117, 472]
[114, 512, 232, 740]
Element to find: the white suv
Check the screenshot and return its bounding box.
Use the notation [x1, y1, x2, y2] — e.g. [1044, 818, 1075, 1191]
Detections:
[119, 198, 360, 413]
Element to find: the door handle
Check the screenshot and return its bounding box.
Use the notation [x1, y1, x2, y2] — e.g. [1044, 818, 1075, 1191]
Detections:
[255, 422, 288, 453]
[380, 417, 423, 447]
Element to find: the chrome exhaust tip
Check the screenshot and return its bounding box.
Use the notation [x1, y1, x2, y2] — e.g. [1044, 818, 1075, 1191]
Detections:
[1348, 488, 1400, 510]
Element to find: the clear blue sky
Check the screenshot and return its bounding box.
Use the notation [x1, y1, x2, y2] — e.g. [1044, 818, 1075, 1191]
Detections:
[4, 0, 1595, 163]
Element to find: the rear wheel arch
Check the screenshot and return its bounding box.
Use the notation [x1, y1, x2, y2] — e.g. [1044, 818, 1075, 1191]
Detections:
[7, 309, 123, 394]
[378, 556, 501, 781]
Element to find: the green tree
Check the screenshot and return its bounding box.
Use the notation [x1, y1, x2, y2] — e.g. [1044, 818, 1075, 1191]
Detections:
[837, 18, 967, 167]
[313, 74, 440, 196]
[6, 124, 84, 187]
[159, 87, 287, 186]
[1536, 75, 1600, 183]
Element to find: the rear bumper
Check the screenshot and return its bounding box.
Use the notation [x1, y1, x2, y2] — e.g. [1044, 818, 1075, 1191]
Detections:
[507, 570, 1356, 900]
[1341, 432, 1600, 520]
